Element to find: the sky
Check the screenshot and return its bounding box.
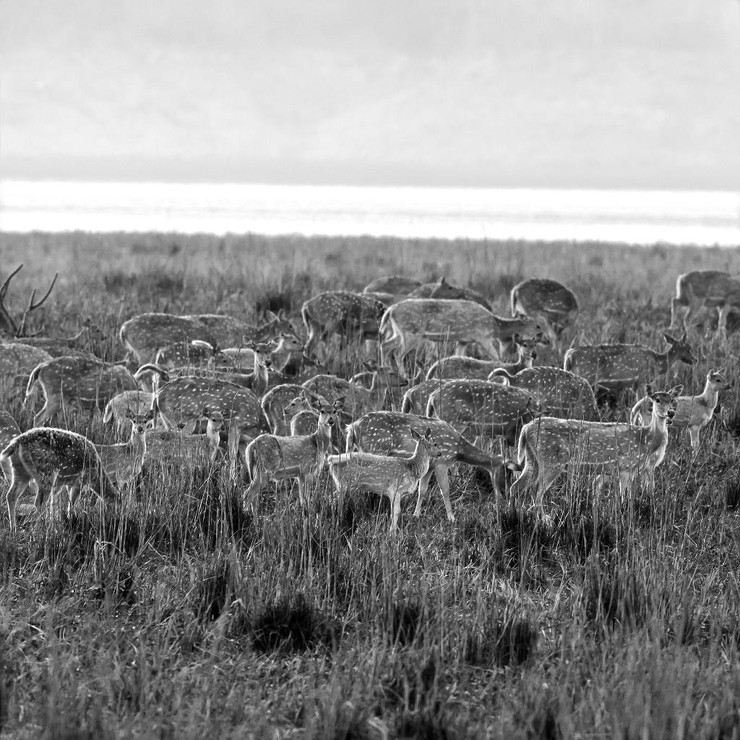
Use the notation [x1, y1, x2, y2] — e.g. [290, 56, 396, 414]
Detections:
[1, 0, 739, 190]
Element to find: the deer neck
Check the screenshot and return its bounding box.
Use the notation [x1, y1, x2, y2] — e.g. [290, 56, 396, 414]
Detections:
[645, 413, 670, 459]
[408, 440, 431, 478]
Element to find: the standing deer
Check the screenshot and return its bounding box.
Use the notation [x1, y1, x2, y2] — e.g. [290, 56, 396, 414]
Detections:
[379, 299, 544, 378]
[260, 384, 328, 435]
[409, 276, 492, 311]
[243, 400, 342, 512]
[25, 356, 139, 426]
[345, 411, 519, 522]
[1, 428, 119, 531]
[9, 321, 105, 358]
[490, 366, 600, 421]
[363, 276, 423, 296]
[426, 380, 540, 446]
[563, 333, 695, 394]
[144, 408, 226, 467]
[510, 386, 682, 509]
[301, 291, 387, 358]
[510, 278, 579, 348]
[425, 334, 540, 380]
[90, 409, 153, 489]
[670, 270, 740, 338]
[215, 333, 304, 373]
[630, 370, 730, 452]
[302, 369, 402, 417]
[0, 343, 53, 401]
[328, 427, 443, 532]
[103, 390, 156, 435]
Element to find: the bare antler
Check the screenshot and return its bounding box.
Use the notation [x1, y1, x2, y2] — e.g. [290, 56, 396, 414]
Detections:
[0, 265, 58, 337]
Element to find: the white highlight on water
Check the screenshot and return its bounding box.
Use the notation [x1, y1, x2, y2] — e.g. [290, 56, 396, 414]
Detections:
[1, 180, 738, 246]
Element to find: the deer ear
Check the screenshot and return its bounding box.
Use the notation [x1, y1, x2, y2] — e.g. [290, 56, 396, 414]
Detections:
[202, 406, 210, 416]
[663, 332, 676, 344]
[125, 408, 135, 419]
[409, 427, 421, 440]
[645, 384, 654, 397]
[670, 385, 683, 397]
[424, 428, 433, 439]
[146, 409, 155, 421]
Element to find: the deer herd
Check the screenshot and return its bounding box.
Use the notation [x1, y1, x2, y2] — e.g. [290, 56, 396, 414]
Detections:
[0, 265, 736, 533]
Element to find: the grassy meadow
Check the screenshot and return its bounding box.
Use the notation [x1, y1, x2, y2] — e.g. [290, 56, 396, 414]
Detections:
[2, 231, 740, 738]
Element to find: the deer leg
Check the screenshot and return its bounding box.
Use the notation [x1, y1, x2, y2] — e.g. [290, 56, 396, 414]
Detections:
[688, 426, 700, 453]
[412, 467, 434, 518]
[717, 304, 731, 340]
[244, 473, 264, 515]
[434, 464, 455, 522]
[6, 469, 31, 532]
[389, 488, 403, 533]
[34, 398, 61, 427]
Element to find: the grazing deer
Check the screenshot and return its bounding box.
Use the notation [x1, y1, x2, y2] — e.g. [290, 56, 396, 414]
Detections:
[25, 356, 138, 426]
[630, 370, 730, 452]
[302, 369, 402, 417]
[510, 385, 682, 508]
[328, 427, 442, 532]
[0, 264, 58, 339]
[346, 411, 519, 521]
[671, 270, 740, 338]
[0, 343, 53, 401]
[103, 390, 156, 435]
[1, 428, 119, 531]
[510, 278, 579, 349]
[243, 400, 342, 512]
[425, 334, 540, 381]
[563, 333, 695, 394]
[363, 276, 423, 296]
[490, 366, 600, 421]
[301, 291, 387, 358]
[379, 299, 545, 378]
[426, 380, 540, 446]
[409, 276, 492, 311]
[120, 311, 292, 367]
[10, 321, 105, 358]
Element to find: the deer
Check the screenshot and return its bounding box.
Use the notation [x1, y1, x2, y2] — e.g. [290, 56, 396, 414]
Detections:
[243, 399, 343, 513]
[426, 380, 540, 447]
[0, 264, 58, 340]
[363, 276, 423, 296]
[630, 370, 730, 452]
[1, 427, 119, 531]
[400, 378, 453, 415]
[144, 407, 226, 467]
[0, 411, 24, 501]
[327, 427, 443, 533]
[345, 411, 520, 522]
[0, 343, 53, 401]
[379, 298, 545, 378]
[215, 333, 305, 373]
[302, 369, 404, 417]
[510, 278, 579, 349]
[563, 333, 695, 395]
[9, 321, 105, 358]
[149, 372, 270, 461]
[670, 270, 740, 338]
[490, 366, 600, 421]
[120, 310, 293, 367]
[153, 339, 221, 370]
[408, 276, 492, 311]
[260, 384, 329, 435]
[301, 290, 387, 358]
[425, 334, 541, 381]
[102, 390, 156, 435]
[509, 385, 682, 510]
[25, 356, 139, 426]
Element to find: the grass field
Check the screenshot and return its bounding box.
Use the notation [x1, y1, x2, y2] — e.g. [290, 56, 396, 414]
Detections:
[1, 231, 740, 738]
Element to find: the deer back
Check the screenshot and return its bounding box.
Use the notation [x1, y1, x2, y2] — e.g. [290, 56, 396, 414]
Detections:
[510, 278, 578, 324]
[363, 276, 423, 296]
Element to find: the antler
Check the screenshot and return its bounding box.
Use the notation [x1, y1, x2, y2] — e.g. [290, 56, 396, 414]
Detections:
[0, 264, 58, 338]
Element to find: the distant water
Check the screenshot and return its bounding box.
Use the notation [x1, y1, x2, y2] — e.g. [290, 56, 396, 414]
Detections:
[1, 180, 738, 246]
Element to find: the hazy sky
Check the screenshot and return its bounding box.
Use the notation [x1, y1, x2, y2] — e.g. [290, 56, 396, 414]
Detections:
[1, 0, 739, 189]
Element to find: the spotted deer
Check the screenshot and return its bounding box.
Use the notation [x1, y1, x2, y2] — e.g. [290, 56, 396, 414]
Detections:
[0, 411, 23, 501]
[409, 276, 492, 311]
[0, 343, 53, 401]
[510, 278, 579, 348]
[346, 411, 519, 522]
[563, 333, 695, 394]
[630, 370, 730, 452]
[425, 334, 540, 381]
[670, 270, 740, 338]
[151, 373, 270, 459]
[144, 408, 226, 467]
[426, 380, 540, 446]
[363, 276, 423, 296]
[215, 333, 304, 373]
[103, 390, 156, 435]
[490, 366, 600, 421]
[400, 378, 452, 415]
[9, 321, 105, 358]
[301, 291, 387, 358]
[1, 427, 119, 531]
[154, 339, 220, 369]
[328, 427, 443, 532]
[302, 369, 403, 417]
[243, 400, 342, 512]
[260, 384, 329, 435]
[379, 299, 545, 378]
[120, 311, 293, 367]
[25, 356, 139, 426]
[510, 386, 681, 508]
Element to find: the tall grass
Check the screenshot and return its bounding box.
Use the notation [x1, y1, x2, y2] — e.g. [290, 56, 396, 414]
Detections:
[1, 231, 740, 737]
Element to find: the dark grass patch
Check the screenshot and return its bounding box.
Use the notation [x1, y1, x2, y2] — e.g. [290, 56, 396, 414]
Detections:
[552, 512, 616, 563]
[464, 612, 539, 668]
[384, 600, 425, 648]
[381, 654, 440, 713]
[251, 594, 338, 654]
